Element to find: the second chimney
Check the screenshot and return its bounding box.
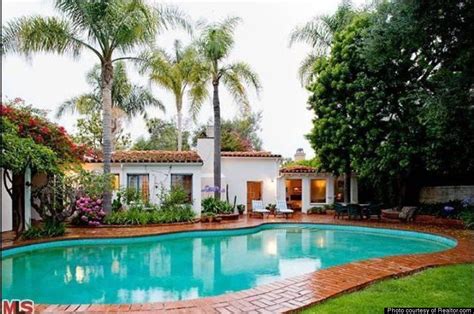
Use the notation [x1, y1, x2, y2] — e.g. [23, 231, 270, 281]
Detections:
[294, 148, 306, 162]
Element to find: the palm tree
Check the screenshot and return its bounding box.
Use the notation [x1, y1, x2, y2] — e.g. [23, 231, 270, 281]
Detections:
[289, 0, 355, 85]
[57, 61, 164, 149]
[140, 40, 208, 151]
[197, 17, 262, 199]
[2, 0, 189, 212]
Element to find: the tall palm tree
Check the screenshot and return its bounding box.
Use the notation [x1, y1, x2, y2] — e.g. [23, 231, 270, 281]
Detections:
[57, 61, 164, 149]
[197, 17, 262, 199]
[2, 0, 189, 212]
[289, 0, 354, 85]
[140, 40, 208, 151]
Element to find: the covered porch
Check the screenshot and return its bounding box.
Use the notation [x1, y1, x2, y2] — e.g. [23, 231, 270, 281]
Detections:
[277, 166, 358, 213]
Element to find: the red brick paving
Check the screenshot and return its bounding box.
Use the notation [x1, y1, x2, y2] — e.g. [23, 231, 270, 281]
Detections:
[2, 214, 473, 313]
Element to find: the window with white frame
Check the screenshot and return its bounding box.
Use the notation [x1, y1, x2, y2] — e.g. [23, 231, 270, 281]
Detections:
[171, 174, 193, 203]
[127, 174, 150, 201]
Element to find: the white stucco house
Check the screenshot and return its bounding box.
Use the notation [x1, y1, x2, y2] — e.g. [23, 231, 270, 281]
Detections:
[1, 132, 359, 232]
[82, 131, 359, 216]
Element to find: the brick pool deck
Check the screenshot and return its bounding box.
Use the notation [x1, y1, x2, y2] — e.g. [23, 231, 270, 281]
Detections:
[2, 214, 473, 313]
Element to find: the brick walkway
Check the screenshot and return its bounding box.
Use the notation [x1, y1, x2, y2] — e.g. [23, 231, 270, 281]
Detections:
[2, 215, 474, 313]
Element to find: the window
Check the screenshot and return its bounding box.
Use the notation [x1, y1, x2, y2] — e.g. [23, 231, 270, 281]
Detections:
[127, 174, 149, 201]
[111, 174, 120, 191]
[310, 179, 327, 203]
[171, 174, 193, 203]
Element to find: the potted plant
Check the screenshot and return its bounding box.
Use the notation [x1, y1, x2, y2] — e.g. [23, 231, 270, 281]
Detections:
[237, 204, 245, 215]
[266, 203, 276, 215]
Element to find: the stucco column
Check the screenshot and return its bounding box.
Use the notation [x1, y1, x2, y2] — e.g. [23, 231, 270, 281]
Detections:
[350, 175, 358, 203]
[326, 176, 335, 204]
[276, 177, 286, 202]
[302, 177, 311, 213]
[24, 167, 31, 230]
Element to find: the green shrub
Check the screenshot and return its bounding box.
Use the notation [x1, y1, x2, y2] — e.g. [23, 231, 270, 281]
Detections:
[104, 205, 195, 225]
[160, 185, 189, 208]
[21, 220, 66, 240]
[460, 211, 474, 230]
[21, 225, 44, 240]
[308, 206, 326, 214]
[201, 197, 234, 214]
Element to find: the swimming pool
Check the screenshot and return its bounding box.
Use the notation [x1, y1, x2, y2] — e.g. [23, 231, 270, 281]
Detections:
[1, 223, 456, 304]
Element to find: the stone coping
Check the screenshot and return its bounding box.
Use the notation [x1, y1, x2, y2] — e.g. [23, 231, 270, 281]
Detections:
[2, 215, 473, 313]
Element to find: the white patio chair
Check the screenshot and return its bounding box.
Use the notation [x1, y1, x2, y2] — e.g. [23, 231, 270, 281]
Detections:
[251, 200, 270, 217]
[276, 200, 294, 218]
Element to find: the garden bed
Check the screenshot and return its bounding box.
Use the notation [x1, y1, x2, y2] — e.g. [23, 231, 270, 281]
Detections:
[67, 219, 200, 228]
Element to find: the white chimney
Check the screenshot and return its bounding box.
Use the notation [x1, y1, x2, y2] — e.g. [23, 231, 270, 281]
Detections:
[294, 148, 306, 162]
[206, 125, 214, 138]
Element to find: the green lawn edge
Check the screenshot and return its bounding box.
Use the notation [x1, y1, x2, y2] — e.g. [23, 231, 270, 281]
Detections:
[302, 264, 474, 314]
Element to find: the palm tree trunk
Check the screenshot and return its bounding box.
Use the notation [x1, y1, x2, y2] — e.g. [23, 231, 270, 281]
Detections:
[176, 97, 183, 151]
[213, 80, 221, 199]
[101, 61, 114, 213]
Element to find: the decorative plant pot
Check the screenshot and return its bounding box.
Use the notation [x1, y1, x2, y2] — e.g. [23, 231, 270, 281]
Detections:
[217, 213, 239, 221]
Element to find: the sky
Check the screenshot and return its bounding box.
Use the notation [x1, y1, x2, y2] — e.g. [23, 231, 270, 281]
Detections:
[2, 0, 365, 159]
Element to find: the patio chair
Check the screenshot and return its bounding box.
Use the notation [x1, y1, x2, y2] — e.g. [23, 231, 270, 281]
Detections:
[347, 203, 362, 220]
[276, 200, 294, 218]
[399, 206, 417, 222]
[251, 200, 270, 217]
[333, 203, 348, 219]
[364, 203, 382, 220]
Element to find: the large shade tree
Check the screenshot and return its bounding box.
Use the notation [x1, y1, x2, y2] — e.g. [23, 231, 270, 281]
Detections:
[197, 17, 261, 198]
[140, 40, 208, 151]
[56, 61, 164, 150]
[2, 0, 188, 211]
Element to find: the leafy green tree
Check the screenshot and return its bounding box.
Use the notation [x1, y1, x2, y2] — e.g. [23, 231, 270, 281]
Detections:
[2, 0, 188, 212]
[133, 118, 191, 151]
[140, 40, 208, 151]
[73, 111, 131, 150]
[58, 61, 162, 150]
[307, 0, 474, 206]
[193, 111, 263, 151]
[197, 17, 261, 198]
[289, 0, 355, 85]
[306, 14, 369, 203]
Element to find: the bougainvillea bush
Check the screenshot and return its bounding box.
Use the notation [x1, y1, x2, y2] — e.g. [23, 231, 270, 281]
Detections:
[0, 98, 88, 174]
[72, 196, 106, 226]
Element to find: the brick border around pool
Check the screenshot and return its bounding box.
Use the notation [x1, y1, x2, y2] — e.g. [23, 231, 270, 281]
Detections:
[3, 215, 474, 313]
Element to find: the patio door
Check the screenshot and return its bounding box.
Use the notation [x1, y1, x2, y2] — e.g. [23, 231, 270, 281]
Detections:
[247, 181, 262, 211]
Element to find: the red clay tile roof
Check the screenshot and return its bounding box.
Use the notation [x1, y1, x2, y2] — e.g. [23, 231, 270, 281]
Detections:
[221, 151, 282, 158]
[86, 150, 202, 164]
[280, 165, 317, 173]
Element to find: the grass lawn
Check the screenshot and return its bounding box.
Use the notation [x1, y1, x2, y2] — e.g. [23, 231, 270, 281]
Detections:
[303, 264, 474, 314]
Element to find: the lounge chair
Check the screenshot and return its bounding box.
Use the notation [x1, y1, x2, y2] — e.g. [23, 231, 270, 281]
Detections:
[364, 203, 382, 220]
[276, 200, 294, 218]
[334, 203, 348, 219]
[399, 206, 416, 222]
[251, 200, 270, 217]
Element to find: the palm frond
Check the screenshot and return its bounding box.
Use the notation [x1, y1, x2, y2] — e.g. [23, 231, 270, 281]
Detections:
[55, 93, 99, 118]
[2, 16, 83, 58]
[155, 4, 192, 35]
[288, 16, 332, 50]
[298, 52, 325, 87]
[188, 82, 209, 121]
[120, 85, 164, 119]
[198, 16, 242, 63]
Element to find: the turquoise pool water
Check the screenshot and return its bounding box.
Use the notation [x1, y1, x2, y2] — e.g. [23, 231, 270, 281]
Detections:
[1, 224, 456, 304]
